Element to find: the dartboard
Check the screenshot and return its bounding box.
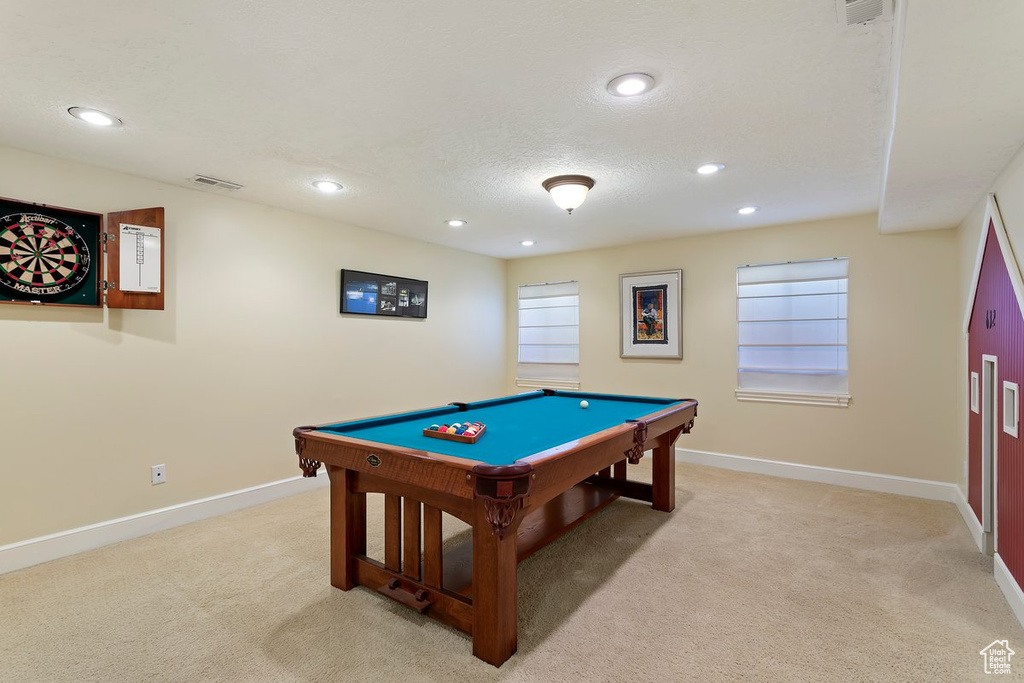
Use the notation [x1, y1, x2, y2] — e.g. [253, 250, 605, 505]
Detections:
[0, 212, 91, 298]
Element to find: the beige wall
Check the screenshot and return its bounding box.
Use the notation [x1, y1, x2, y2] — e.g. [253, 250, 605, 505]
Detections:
[1, 141, 985, 546]
[0, 146, 507, 545]
[955, 144, 1024, 495]
[507, 214, 960, 483]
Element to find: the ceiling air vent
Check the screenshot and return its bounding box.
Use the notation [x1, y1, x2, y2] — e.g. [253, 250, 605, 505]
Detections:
[190, 175, 244, 191]
[836, 0, 891, 27]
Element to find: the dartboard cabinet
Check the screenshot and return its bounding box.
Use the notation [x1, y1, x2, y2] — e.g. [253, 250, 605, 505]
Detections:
[0, 197, 164, 310]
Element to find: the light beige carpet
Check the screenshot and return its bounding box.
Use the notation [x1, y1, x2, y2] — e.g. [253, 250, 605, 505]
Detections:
[2, 463, 1022, 682]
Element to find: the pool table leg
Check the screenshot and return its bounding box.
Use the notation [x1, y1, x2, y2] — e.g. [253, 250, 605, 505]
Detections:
[652, 441, 676, 512]
[472, 507, 519, 666]
[327, 465, 366, 591]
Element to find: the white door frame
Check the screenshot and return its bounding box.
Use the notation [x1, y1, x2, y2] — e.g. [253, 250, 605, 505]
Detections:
[982, 354, 999, 552]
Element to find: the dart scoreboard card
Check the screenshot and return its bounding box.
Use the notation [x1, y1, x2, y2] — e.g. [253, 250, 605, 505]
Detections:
[0, 197, 103, 307]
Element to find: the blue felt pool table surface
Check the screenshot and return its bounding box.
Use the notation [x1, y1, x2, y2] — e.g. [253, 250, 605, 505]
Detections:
[320, 390, 685, 466]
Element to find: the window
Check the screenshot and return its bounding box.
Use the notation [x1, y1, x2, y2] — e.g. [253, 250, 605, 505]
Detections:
[971, 372, 980, 413]
[736, 258, 850, 407]
[1005, 381, 1019, 438]
[516, 281, 579, 389]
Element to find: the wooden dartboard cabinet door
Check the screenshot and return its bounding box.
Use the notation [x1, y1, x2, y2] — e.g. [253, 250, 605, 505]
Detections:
[104, 207, 165, 310]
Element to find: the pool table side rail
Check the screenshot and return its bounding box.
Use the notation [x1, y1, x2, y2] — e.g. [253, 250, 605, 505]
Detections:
[314, 390, 552, 434]
[549, 389, 687, 404]
[294, 428, 480, 503]
[297, 428, 485, 471]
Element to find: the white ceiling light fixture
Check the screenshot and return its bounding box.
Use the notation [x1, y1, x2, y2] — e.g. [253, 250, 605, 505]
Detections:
[697, 163, 725, 175]
[67, 107, 121, 127]
[312, 180, 343, 193]
[520, 240, 536, 247]
[446, 219, 467, 227]
[737, 206, 759, 215]
[542, 175, 595, 214]
[607, 73, 655, 97]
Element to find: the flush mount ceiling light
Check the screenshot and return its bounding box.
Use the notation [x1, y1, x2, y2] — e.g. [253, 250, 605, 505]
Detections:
[446, 219, 467, 227]
[697, 163, 725, 175]
[520, 240, 536, 247]
[67, 107, 121, 127]
[312, 180, 343, 193]
[542, 175, 595, 214]
[737, 206, 759, 215]
[607, 73, 655, 97]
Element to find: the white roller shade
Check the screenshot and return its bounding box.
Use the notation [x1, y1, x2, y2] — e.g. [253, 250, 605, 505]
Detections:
[736, 258, 849, 406]
[517, 281, 579, 389]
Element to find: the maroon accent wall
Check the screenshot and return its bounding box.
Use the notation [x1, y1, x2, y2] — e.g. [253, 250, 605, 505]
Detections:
[968, 220, 1024, 586]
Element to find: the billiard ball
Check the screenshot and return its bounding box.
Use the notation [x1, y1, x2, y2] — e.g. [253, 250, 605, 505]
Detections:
[429, 424, 440, 431]
[580, 400, 589, 409]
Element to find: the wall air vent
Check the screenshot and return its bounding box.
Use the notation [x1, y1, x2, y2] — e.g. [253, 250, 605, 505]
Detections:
[190, 175, 244, 191]
[836, 0, 891, 27]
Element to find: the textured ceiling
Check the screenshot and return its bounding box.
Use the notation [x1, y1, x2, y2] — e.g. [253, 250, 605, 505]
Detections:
[1, 0, 894, 258]
[880, 0, 1024, 233]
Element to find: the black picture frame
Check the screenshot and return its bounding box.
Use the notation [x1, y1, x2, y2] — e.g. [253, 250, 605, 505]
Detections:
[341, 269, 428, 319]
[0, 196, 104, 307]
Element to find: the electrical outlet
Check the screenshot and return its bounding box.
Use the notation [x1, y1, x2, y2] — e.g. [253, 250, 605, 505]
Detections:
[151, 464, 166, 485]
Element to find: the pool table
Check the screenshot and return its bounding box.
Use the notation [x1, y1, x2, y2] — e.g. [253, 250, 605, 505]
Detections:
[293, 389, 698, 666]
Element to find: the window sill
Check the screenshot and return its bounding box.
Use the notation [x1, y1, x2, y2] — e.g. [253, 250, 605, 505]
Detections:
[516, 378, 580, 391]
[735, 390, 850, 408]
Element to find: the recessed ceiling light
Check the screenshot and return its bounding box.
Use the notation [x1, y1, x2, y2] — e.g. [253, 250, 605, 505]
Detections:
[67, 107, 121, 127]
[607, 73, 655, 97]
[520, 240, 536, 247]
[697, 163, 725, 175]
[446, 219, 467, 228]
[737, 206, 759, 215]
[312, 180, 343, 193]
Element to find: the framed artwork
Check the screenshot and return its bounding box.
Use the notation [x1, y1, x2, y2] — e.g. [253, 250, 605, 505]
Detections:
[620, 269, 682, 359]
[341, 269, 428, 318]
[0, 197, 103, 307]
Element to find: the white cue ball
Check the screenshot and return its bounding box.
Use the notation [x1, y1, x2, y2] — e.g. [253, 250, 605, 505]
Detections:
[580, 400, 589, 409]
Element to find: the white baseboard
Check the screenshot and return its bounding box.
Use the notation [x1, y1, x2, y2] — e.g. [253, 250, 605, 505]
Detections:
[995, 554, 1024, 629]
[954, 485, 986, 552]
[0, 470, 328, 576]
[675, 447, 958, 502]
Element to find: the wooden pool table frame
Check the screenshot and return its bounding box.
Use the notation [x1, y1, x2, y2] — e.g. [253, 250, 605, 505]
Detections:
[293, 390, 698, 666]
